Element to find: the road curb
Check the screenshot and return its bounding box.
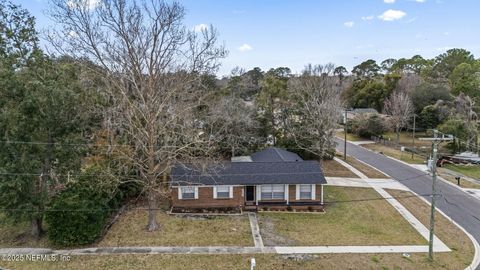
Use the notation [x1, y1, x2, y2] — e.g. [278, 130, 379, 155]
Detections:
[339, 138, 480, 270]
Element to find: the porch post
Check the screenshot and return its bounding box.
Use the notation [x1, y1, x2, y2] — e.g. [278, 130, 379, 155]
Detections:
[256, 185, 260, 206]
[321, 184, 324, 205]
[285, 184, 289, 205]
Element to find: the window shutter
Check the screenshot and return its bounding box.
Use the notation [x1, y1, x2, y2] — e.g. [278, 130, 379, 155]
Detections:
[311, 184, 316, 200]
[213, 186, 217, 199]
[178, 187, 182, 200]
[295, 185, 300, 200]
[194, 187, 199, 199]
[229, 186, 234, 198]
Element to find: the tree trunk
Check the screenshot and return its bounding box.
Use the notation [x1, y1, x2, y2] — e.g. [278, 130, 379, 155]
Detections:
[396, 127, 400, 144]
[31, 216, 43, 239]
[147, 187, 159, 231]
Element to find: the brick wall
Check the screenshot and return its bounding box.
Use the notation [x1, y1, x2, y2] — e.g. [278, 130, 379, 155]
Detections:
[171, 186, 244, 208]
[288, 184, 323, 203]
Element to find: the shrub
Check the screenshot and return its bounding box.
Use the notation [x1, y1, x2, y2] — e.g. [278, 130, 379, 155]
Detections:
[45, 165, 131, 246]
[348, 113, 388, 138]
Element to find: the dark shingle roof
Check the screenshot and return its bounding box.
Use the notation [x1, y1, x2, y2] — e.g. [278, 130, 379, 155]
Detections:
[170, 148, 325, 186]
[250, 147, 303, 162]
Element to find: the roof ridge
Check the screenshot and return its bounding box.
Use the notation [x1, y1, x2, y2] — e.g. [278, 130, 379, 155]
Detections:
[272, 147, 287, 161]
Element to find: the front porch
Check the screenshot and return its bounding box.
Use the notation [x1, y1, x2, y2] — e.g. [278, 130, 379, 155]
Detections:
[243, 184, 324, 212]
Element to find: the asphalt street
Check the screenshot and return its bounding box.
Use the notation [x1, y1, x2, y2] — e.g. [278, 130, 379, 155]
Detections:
[335, 138, 480, 268]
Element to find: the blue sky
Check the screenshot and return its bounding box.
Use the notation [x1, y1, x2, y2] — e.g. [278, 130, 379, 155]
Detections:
[14, 0, 480, 76]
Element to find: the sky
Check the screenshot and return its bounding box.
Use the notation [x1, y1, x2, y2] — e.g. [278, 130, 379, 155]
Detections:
[14, 0, 480, 76]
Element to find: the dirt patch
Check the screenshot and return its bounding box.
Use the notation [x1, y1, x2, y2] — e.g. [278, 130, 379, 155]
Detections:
[258, 215, 296, 246]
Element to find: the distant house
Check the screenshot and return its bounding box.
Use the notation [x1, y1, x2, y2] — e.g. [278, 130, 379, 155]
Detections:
[170, 147, 326, 212]
[340, 108, 380, 124]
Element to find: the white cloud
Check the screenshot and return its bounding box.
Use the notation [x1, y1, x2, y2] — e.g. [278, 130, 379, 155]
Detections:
[384, 0, 396, 3]
[378, 9, 407, 21]
[344, 21, 355, 27]
[361, 16, 374, 21]
[415, 0, 426, 2]
[193, 23, 208, 33]
[238, 44, 253, 52]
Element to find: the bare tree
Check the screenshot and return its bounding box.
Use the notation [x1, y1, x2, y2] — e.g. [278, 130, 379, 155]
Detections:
[211, 96, 260, 157]
[455, 93, 478, 151]
[384, 91, 414, 143]
[47, 0, 226, 231]
[286, 64, 343, 159]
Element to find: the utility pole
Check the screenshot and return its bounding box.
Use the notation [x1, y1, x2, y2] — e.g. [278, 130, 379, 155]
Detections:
[344, 108, 347, 160]
[412, 114, 416, 159]
[420, 129, 453, 261]
[428, 129, 438, 261]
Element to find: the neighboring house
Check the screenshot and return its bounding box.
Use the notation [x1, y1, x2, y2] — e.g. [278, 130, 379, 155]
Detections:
[340, 108, 380, 124]
[170, 147, 326, 212]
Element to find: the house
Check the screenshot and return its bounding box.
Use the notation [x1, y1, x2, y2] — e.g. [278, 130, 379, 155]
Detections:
[170, 147, 326, 212]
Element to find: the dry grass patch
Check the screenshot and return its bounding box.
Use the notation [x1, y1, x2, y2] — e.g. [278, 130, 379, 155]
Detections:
[335, 130, 364, 141]
[337, 154, 389, 178]
[97, 209, 252, 247]
[0, 213, 50, 248]
[437, 169, 480, 189]
[258, 186, 426, 246]
[385, 189, 475, 269]
[443, 164, 480, 180]
[363, 143, 426, 164]
[2, 252, 476, 270]
[321, 159, 357, 178]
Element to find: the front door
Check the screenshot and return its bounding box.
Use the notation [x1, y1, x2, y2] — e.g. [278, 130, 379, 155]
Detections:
[246, 186, 255, 202]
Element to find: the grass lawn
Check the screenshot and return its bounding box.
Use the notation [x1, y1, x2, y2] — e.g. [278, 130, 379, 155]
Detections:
[3, 189, 476, 270]
[258, 186, 426, 246]
[443, 164, 480, 180]
[321, 159, 358, 178]
[335, 130, 364, 142]
[382, 131, 431, 148]
[2, 252, 474, 270]
[363, 143, 426, 164]
[336, 153, 388, 178]
[97, 209, 253, 247]
[385, 189, 475, 270]
[437, 168, 480, 189]
[0, 213, 50, 248]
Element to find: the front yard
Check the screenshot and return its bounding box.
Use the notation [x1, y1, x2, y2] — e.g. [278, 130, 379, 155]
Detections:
[443, 164, 480, 180]
[2, 187, 477, 270]
[98, 209, 253, 247]
[385, 189, 475, 270]
[338, 154, 389, 178]
[363, 143, 426, 164]
[321, 159, 358, 178]
[258, 186, 426, 246]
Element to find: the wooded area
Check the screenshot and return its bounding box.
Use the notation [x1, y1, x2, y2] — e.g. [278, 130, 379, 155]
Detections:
[0, 0, 479, 246]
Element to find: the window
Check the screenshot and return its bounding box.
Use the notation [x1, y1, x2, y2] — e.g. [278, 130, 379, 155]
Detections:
[180, 186, 195, 199]
[261, 184, 285, 200]
[215, 186, 231, 199]
[299, 185, 312, 199]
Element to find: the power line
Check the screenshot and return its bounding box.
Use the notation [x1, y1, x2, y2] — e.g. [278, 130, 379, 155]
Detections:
[0, 192, 441, 212]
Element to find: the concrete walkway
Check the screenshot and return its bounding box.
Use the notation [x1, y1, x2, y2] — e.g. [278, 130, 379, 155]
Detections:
[0, 244, 451, 256]
[333, 157, 450, 252]
[326, 177, 409, 191]
[248, 212, 264, 249]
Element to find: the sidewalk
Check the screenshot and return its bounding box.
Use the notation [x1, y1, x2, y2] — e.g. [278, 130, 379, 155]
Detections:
[333, 157, 450, 252]
[326, 177, 409, 191]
